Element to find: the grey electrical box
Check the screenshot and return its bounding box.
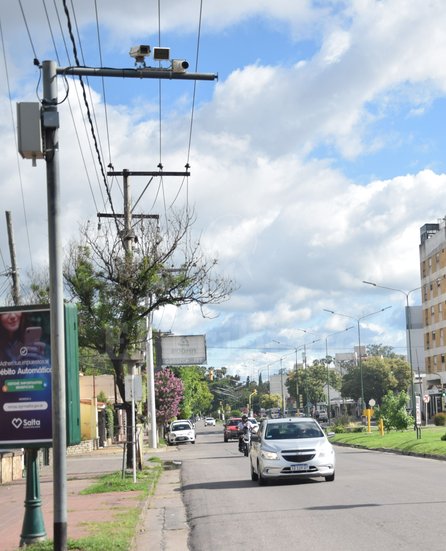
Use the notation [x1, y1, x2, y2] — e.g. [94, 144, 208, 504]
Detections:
[17, 102, 44, 160]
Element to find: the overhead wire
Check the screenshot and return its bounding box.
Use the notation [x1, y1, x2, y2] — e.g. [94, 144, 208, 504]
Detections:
[1, 11, 34, 274]
[42, 0, 101, 214]
[168, 0, 203, 210]
[61, 0, 120, 236]
[94, 0, 114, 171]
[51, 0, 108, 212]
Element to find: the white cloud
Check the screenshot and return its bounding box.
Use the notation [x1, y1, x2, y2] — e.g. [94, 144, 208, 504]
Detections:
[3, 1, 446, 380]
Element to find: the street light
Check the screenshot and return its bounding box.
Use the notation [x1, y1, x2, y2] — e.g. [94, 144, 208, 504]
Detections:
[324, 326, 354, 423]
[323, 306, 392, 410]
[363, 280, 422, 417]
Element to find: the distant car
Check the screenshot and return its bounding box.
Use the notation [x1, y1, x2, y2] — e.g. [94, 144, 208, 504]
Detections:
[167, 419, 196, 445]
[204, 417, 216, 426]
[223, 418, 241, 442]
[249, 417, 335, 485]
[317, 410, 328, 423]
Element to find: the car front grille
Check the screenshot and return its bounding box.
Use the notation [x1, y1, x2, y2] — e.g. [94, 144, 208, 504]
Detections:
[281, 449, 316, 463]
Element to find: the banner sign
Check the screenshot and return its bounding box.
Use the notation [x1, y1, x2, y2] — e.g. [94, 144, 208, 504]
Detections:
[0, 306, 52, 446]
[157, 334, 207, 366]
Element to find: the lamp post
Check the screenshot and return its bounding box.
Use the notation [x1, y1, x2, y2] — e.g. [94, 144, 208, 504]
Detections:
[324, 326, 354, 423]
[323, 306, 392, 410]
[363, 281, 421, 417]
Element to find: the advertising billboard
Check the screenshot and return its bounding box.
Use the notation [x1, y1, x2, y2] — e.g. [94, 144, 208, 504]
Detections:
[0, 306, 52, 446]
[157, 334, 207, 366]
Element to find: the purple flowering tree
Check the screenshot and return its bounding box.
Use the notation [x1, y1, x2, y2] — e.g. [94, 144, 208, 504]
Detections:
[155, 368, 184, 433]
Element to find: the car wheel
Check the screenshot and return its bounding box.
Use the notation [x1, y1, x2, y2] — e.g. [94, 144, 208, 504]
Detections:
[191, 440, 196, 445]
[224, 437, 228, 442]
[257, 462, 267, 486]
[250, 462, 258, 482]
[325, 472, 335, 482]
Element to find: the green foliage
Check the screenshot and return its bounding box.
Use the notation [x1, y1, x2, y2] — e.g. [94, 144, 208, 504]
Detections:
[106, 405, 114, 439]
[366, 344, 399, 358]
[286, 361, 341, 409]
[433, 412, 446, 426]
[331, 426, 446, 457]
[375, 390, 414, 431]
[259, 393, 282, 409]
[331, 417, 366, 433]
[80, 464, 161, 495]
[97, 390, 108, 403]
[174, 365, 213, 418]
[441, 433, 446, 441]
[341, 356, 412, 404]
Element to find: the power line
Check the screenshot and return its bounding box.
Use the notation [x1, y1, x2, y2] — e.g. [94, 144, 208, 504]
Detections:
[62, 0, 120, 234]
[0, 14, 34, 273]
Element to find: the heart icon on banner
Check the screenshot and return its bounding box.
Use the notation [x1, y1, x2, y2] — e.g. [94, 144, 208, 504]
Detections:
[12, 418, 23, 429]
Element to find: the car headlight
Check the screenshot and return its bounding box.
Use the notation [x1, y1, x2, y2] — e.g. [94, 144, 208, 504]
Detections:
[261, 449, 278, 460]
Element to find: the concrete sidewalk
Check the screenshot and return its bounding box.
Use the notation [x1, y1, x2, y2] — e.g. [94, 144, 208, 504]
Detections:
[0, 446, 189, 551]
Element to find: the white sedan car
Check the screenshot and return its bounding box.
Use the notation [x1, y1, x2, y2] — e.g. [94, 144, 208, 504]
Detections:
[249, 417, 335, 485]
[204, 417, 216, 426]
[167, 420, 196, 445]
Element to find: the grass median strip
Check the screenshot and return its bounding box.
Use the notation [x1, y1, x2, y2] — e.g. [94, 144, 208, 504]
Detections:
[331, 426, 446, 458]
[25, 457, 163, 551]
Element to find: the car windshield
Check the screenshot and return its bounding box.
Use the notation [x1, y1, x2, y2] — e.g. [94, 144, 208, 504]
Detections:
[227, 420, 239, 427]
[172, 424, 191, 431]
[265, 421, 323, 440]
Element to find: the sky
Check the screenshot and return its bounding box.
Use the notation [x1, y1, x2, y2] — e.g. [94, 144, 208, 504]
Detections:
[1, 0, 446, 382]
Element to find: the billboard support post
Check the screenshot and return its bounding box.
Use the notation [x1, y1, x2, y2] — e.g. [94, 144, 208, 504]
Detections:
[20, 449, 46, 546]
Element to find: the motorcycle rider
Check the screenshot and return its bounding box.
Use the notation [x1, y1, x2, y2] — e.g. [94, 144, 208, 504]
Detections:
[237, 415, 254, 452]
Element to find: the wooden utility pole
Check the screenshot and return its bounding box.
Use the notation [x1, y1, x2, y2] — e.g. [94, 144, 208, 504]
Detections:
[5, 211, 20, 305]
[101, 168, 190, 451]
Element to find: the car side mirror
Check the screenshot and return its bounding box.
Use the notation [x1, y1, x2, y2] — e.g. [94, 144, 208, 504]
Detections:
[251, 433, 259, 442]
[326, 431, 335, 438]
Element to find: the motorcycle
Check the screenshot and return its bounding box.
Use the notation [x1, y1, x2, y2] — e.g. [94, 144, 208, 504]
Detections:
[239, 427, 251, 456]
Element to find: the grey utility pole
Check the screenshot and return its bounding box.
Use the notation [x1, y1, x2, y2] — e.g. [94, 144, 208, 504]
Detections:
[42, 60, 67, 551]
[38, 60, 216, 550]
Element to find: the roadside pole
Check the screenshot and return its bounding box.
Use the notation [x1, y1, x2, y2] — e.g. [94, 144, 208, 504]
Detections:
[35, 58, 217, 549]
[42, 60, 67, 551]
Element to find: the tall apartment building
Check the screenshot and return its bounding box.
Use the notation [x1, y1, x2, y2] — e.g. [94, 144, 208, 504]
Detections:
[420, 221, 446, 413]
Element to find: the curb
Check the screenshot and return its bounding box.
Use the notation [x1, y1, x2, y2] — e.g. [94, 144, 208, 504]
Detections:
[133, 459, 189, 551]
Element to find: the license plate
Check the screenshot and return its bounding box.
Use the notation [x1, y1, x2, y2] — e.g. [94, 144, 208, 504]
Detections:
[290, 464, 308, 472]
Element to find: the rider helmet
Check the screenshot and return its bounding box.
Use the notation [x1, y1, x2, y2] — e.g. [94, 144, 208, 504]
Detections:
[242, 414, 248, 422]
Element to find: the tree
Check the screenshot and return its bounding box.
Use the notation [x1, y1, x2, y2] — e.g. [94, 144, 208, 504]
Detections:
[259, 393, 282, 409]
[286, 360, 341, 410]
[64, 211, 235, 464]
[174, 365, 213, 418]
[376, 390, 414, 431]
[366, 344, 400, 358]
[341, 356, 412, 405]
[154, 368, 183, 430]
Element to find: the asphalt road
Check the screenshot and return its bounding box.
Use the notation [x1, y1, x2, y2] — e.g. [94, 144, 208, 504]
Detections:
[174, 421, 446, 551]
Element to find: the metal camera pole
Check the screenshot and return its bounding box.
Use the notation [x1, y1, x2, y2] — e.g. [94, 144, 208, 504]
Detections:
[37, 58, 218, 550]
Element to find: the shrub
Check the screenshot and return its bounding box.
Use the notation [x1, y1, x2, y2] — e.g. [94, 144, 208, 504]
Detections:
[376, 390, 414, 431]
[440, 433, 446, 441]
[433, 412, 446, 426]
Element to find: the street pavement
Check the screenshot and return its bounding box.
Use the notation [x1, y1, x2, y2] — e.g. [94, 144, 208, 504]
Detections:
[0, 444, 189, 551]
